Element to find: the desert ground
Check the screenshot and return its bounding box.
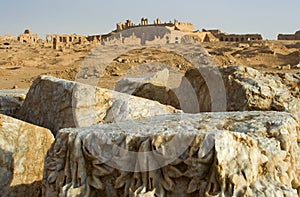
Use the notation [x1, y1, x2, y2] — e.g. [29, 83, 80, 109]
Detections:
[1, 35, 300, 196]
[1, 38, 300, 90]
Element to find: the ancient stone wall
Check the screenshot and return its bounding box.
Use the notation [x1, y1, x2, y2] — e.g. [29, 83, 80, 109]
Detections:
[17, 29, 39, 44]
[218, 34, 263, 42]
[278, 34, 296, 40]
[141, 17, 149, 26]
[153, 18, 162, 25]
[278, 30, 300, 40]
[116, 20, 135, 31]
[296, 31, 300, 39]
[204, 29, 263, 42]
[116, 22, 126, 31]
[191, 31, 219, 42]
[102, 27, 197, 46]
[174, 19, 194, 32]
[203, 29, 222, 35]
[86, 35, 102, 42]
[45, 34, 87, 49]
[115, 18, 191, 33]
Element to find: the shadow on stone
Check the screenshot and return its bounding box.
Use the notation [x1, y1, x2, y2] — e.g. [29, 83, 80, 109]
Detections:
[0, 148, 14, 193]
[7, 181, 43, 197]
[0, 147, 43, 197]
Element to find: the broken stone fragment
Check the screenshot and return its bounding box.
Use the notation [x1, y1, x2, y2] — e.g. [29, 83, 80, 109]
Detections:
[117, 65, 300, 121]
[0, 89, 28, 117]
[182, 66, 300, 119]
[114, 68, 177, 109]
[0, 114, 54, 197]
[43, 111, 300, 196]
[115, 68, 170, 95]
[17, 75, 180, 135]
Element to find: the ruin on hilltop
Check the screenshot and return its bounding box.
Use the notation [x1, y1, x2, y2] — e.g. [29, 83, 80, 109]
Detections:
[13, 18, 266, 50]
[18, 29, 39, 44]
[278, 30, 300, 40]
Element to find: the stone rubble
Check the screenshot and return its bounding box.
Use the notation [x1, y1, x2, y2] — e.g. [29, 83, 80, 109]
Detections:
[120, 66, 300, 122]
[17, 75, 180, 135]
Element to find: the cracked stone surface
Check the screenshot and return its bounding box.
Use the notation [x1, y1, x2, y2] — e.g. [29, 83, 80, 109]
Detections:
[0, 114, 54, 197]
[43, 111, 300, 196]
[17, 76, 180, 135]
[0, 89, 28, 117]
[116, 65, 300, 121]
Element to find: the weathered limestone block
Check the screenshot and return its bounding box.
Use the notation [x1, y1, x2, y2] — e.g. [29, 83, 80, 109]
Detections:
[185, 66, 300, 119]
[123, 66, 300, 118]
[43, 111, 300, 196]
[0, 89, 28, 117]
[0, 114, 54, 197]
[17, 76, 180, 135]
[275, 72, 300, 98]
[115, 69, 178, 109]
[115, 68, 170, 95]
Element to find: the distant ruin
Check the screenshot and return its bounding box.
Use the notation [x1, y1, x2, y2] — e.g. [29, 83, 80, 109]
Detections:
[101, 26, 198, 46]
[113, 18, 217, 43]
[116, 18, 194, 33]
[203, 29, 263, 42]
[278, 30, 300, 40]
[45, 34, 87, 50]
[14, 18, 268, 49]
[17, 29, 39, 44]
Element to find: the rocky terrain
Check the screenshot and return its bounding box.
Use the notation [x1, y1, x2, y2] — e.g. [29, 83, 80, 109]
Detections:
[0, 37, 300, 90]
[43, 111, 299, 196]
[0, 36, 300, 197]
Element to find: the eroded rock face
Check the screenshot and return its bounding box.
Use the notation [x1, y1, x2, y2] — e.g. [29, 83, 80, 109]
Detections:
[43, 111, 300, 196]
[275, 72, 300, 99]
[0, 114, 54, 197]
[185, 66, 300, 119]
[17, 76, 180, 135]
[0, 89, 28, 117]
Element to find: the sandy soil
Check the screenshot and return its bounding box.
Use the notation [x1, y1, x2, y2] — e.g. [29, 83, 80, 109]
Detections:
[0, 38, 299, 90]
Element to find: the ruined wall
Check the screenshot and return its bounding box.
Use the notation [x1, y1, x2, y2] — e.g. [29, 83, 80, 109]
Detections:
[17, 29, 39, 44]
[174, 20, 194, 32]
[218, 34, 263, 42]
[205, 30, 263, 42]
[116, 22, 126, 31]
[45, 34, 87, 49]
[102, 28, 196, 46]
[153, 18, 162, 25]
[203, 29, 222, 35]
[115, 18, 193, 33]
[191, 31, 219, 42]
[296, 31, 300, 39]
[86, 35, 102, 42]
[278, 34, 296, 40]
[278, 30, 300, 40]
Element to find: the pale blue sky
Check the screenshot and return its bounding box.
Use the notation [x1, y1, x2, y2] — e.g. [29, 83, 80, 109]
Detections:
[0, 0, 299, 40]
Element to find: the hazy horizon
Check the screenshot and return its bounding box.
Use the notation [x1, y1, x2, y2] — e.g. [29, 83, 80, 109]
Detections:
[1, 0, 299, 40]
